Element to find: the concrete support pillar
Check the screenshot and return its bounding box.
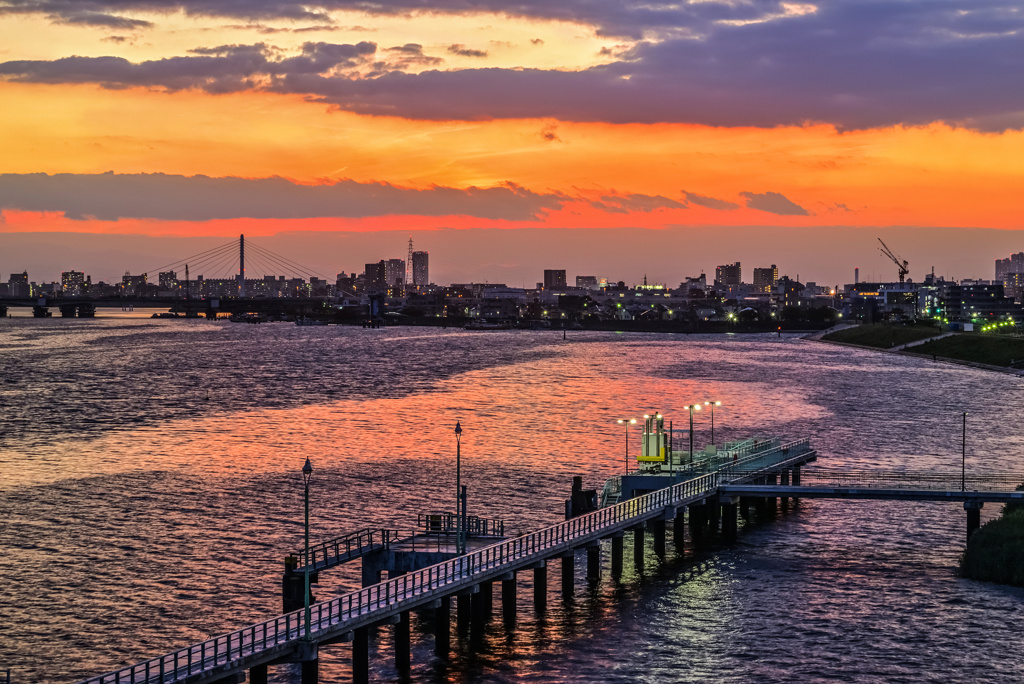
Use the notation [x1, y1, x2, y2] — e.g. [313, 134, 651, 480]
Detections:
[395, 610, 411, 673]
[434, 595, 451, 658]
[792, 466, 801, 503]
[502, 574, 517, 626]
[721, 500, 738, 542]
[780, 469, 791, 508]
[673, 510, 686, 554]
[352, 628, 369, 684]
[457, 594, 471, 635]
[965, 501, 984, 542]
[561, 553, 575, 601]
[708, 502, 721, 536]
[533, 564, 548, 612]
[633, 525, 646, 571]
[586, 544, 601, 582]
[651, 519, 666, 558]
[766, 473, 778, 509]
[688, 504, 703, 546]
[301, 659, 318, 684]
[611, 534, 624, 579]
[250, 664, 268, 684]
[471, 588, 487, 647]
[739, 497, 751, 521]
[480, 580, 493, 615]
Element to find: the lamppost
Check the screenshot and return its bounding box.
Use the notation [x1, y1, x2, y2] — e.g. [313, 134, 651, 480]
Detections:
[301, 457, 313, 640]
[683, 404, 701, 466]
[704, 400, 722, 446]
[962, 411, 967, 492]
[455, 421, 464, 554]
[617, 418, 637, 474]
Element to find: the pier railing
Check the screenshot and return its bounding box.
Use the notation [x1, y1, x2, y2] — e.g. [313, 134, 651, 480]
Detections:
[418, 513, 505, 537]
[293, 528, 401, 572]
[81, 471, 722, 684]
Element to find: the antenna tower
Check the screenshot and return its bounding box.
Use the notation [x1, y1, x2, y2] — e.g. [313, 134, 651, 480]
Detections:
[406, 236, 414, 289]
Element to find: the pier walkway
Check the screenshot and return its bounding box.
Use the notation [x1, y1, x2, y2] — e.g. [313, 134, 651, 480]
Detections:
[78, 439, 1024, 684]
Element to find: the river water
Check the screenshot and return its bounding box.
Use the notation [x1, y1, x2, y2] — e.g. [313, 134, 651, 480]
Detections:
[1, 317, 1023, 683]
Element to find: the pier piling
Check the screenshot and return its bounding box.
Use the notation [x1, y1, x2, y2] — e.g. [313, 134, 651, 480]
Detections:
[586, 543, 601, 581]
[249, 663, 268, 684]
[352, 628, 369, 684]
[651, 519, 666, 558]
[434, 596, 451, 657]
[502, 574, 517, 626]
[561, 553, 575, 601]
[533, 563, 548, 612]
[965, 501, 984, 541]
[673, 510, 686, 554]
[395, 610, 411, 672]
[633, 524, 646, 571]
[611, 534, 624, 578]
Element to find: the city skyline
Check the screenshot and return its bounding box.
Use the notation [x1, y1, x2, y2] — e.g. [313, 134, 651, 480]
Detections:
[1, 1, 1023, 277]
[2, 225, 1022, 289]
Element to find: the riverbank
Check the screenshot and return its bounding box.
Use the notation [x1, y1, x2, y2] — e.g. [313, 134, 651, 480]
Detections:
[819, 324, 1024, 376]
[961, 488, 1024, 586]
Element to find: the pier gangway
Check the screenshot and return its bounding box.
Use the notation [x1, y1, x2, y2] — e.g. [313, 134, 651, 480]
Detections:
[80, 463, 754, 684]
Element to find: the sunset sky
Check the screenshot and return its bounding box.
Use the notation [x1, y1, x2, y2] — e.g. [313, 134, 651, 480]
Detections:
[1, 1, 1023, 286]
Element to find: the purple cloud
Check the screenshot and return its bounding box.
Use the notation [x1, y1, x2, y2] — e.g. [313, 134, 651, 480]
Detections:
[0, 172, 567, 221]
[1, 0, 1023, 129]
[740, 191, 810, 216]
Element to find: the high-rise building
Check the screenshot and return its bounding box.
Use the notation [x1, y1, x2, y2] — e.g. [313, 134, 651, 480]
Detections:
[543, 269, 567, 290]
[364, 262, 386, 290]
[8, 271, 29, 297]
[121, 272, 148, 296]
[752, 265, 778, 293]
[996, 252, 1024, 281]
[384, 258, 406, 287]
[158, 271, 178, 291]
[576, 275, 599, 290]
[62, 270, 86, 295]
[715, 262, 741, 287]
[412, 251, 429, 287]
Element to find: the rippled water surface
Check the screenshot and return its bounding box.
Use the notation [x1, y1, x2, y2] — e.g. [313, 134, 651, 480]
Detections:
[2, 317, 1023, 683]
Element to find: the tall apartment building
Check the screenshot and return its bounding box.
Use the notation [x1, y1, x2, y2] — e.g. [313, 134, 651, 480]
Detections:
[543, 269, 567, 290]
[576, 275, 599, 290]
[752, 265, 778, 293]
[8, 271, 29, 297]
[412, 251, 429, 287]
[995, 252, 1024, 281]
[384, 258, 405, 287]
[715, 262, 741, 287]
[61, 270, 86, 295]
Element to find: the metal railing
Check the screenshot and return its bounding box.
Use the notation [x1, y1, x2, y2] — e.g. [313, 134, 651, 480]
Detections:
[718, 439, 813, 482]
[792, 468, 1024, 491]
[293, 528, 401, 572]
[418, 513, 505, 537]
[81, 471, 723, 684]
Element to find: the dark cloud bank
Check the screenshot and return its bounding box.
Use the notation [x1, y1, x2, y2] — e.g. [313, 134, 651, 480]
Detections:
[0, 172, 565, 221]
[2, 0, 1023, 129]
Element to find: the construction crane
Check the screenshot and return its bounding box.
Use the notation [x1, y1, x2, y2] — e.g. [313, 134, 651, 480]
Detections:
[878, 238, 909, 284]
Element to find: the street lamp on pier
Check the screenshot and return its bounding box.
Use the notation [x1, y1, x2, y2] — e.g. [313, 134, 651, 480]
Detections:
[616, 418, 637, 474]
[704, 400, 722, 446]
[455, 421, 464, 554]
[962, 412, 967, 492]
[682, 404, 702, 466]
[301, 457, 313, 640]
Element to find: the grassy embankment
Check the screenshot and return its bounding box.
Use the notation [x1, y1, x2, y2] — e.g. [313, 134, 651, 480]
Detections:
[960, 488, 1024, 586]
[911, 335, 1024, 368]
[821, 324, 942, 349]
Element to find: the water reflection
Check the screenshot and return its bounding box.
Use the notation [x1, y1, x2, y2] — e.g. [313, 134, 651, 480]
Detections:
[1, 320, 1023, 682]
